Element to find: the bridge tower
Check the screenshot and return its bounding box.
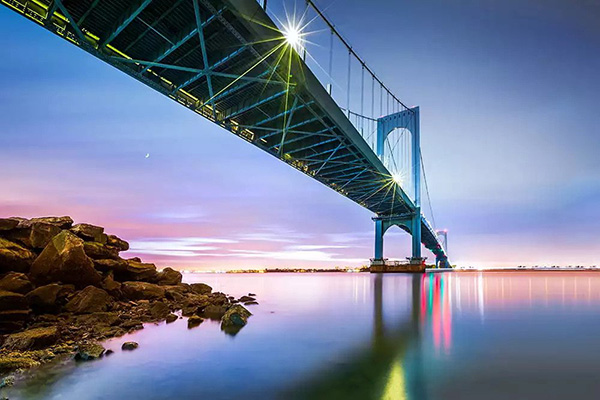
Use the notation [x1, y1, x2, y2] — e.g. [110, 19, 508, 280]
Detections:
[371, 107, 426, 272]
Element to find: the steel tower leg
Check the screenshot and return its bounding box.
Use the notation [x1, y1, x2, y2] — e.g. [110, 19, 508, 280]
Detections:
[374, 219, 384, 261]
[411, 107, 423, 263]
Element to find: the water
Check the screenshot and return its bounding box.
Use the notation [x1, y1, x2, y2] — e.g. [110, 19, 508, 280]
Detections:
[4, 271, 600, 399]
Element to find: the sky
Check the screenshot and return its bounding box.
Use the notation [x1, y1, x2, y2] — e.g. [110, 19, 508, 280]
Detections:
[0, 0, 598, 269]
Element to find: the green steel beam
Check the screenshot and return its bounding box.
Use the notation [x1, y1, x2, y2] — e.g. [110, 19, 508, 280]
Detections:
[171, 45, 247, 94]
[223, 89, 287, 120]
[193, 0, 216, 119]
[102, 0, 153, 47]
[140, 8, 223, 74]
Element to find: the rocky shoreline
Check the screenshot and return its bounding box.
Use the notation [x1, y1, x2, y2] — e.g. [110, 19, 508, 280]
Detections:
[0, 216, 256, 384]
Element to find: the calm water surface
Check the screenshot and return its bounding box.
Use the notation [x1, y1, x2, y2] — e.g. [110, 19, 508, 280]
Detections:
[4, 271, 600, 399]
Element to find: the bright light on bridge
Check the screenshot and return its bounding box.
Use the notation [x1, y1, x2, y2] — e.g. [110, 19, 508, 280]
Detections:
[283, 24, 304, 52]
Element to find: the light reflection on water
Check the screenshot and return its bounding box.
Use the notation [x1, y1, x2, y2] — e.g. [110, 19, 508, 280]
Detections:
[4, 272, 600, 399]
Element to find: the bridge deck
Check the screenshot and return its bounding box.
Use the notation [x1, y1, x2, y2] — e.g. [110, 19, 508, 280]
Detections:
[1, 0, 443, 256]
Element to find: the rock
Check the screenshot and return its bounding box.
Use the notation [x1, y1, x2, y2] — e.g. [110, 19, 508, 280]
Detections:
[28, 222, 62, 249]
[70, 223, 106, 244]
[120, 320, 143, 331]
[75, 342, 105, 360]
[190, 283, 212, 295]
[74, 312, 120, 326]
[0, 356, 39, 373]
[0, 272, 33, 294]
[101, 273, 122, 297]
[244, 301, 259, 305]
[164, 285, 187, 302]
[107, 235, 129, 251]
[105, 349, 114, 356]
[0, 238, 36, 273]
[221, 304, 252, 328]
[29, 231, 101, 289]
[165, 313, 178, 323]
[121, 282, 165, 301]
[181, 305, 198, 317]
[0, 290, 28, 311]
[0, 310, 30, 333]
[83, 242, 120, 260]
[248, 293, 257, 297]
[121, 341, 138, 351]
[25, 284, 73, 313]
[29, 216, 73, 229]
[0, 218, 21, 231]
[65, 286, 112, 314]
[149, 301, 170, 319]
[201, 304, 227, 320]
[122, 260, 158, 282]
[157, 267, 182, 286]
[95, 259, 158, 282]
[93, 258, 128, 273]
[3, 326, 59, 350]
[238, 296, 255, 303]
[208, 292, 228, 306]
[187, 315, 204, 329]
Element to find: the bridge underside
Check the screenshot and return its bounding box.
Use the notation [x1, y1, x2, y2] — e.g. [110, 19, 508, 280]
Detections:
[1, 0, 447, 262]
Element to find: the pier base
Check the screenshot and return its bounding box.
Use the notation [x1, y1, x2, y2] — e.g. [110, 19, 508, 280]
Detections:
[369, 258, 427, 273]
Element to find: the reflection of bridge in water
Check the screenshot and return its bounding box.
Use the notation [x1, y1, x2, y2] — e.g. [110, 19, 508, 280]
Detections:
[285, 273, 452, 400]
[0, 0, 449, 270]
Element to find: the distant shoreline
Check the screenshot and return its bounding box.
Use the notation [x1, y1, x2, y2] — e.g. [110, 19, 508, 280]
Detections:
[179, 267, 600, 274]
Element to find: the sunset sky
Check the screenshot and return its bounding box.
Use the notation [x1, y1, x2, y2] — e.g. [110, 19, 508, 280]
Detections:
[0, 0, 598, 269]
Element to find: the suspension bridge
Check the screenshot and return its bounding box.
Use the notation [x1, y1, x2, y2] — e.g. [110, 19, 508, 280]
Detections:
[1, 0, 450, 271]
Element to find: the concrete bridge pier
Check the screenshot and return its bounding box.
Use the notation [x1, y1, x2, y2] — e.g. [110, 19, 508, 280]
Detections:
[370, 213, 426, 273]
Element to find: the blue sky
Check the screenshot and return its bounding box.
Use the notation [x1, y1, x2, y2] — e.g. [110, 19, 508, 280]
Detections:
[0, 0, 598, 269]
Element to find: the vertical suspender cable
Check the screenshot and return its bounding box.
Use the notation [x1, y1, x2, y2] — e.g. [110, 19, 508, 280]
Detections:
[360, 65, 365, 136]
[328, 29, 333, 95]
[346, 49, 351, 118]
[371, 75, 375, 150]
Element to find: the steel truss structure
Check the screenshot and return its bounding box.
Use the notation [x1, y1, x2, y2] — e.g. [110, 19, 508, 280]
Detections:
[1, 0, 448, 266]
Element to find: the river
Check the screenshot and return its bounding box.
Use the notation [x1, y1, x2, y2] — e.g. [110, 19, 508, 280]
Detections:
[4, 271, 600, 399]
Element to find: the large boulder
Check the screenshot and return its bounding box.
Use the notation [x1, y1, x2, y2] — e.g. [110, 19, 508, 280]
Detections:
[0, 290, 28, 311]
[28, 222, 62, 249]
[0, 238, 36, 273]
[107, 235, 129, 251]
[190, 283, 212, 295]
[0, 218, 22, 231]
[83, 242, 119, 260]
[3, 326, 59, 350]
[25, 283, 74, 313]
[157, 267, 182, 286]
[94, 259, 157, 282]
[65, 286, 112, 314]
[74, 342, 105, 360]
[101, 273, 122, 297]
[70, 223, 107, 244]
[121, 282, 165, 301]
[123, 260, 158, 282]
[29, 216, 73, 229]
[221, 304, 252, 336]
[93, 258, 128, 273]
[29, 231, 101, 289]
[0, 272, 33, 294]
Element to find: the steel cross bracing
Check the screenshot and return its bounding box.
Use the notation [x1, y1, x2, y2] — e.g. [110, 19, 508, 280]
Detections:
[1, 0, 447, 262]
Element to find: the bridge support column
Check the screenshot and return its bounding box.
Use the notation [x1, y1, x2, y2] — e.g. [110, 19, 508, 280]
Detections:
[370, 213, 426, 273]
[374, 219, 384, 261]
